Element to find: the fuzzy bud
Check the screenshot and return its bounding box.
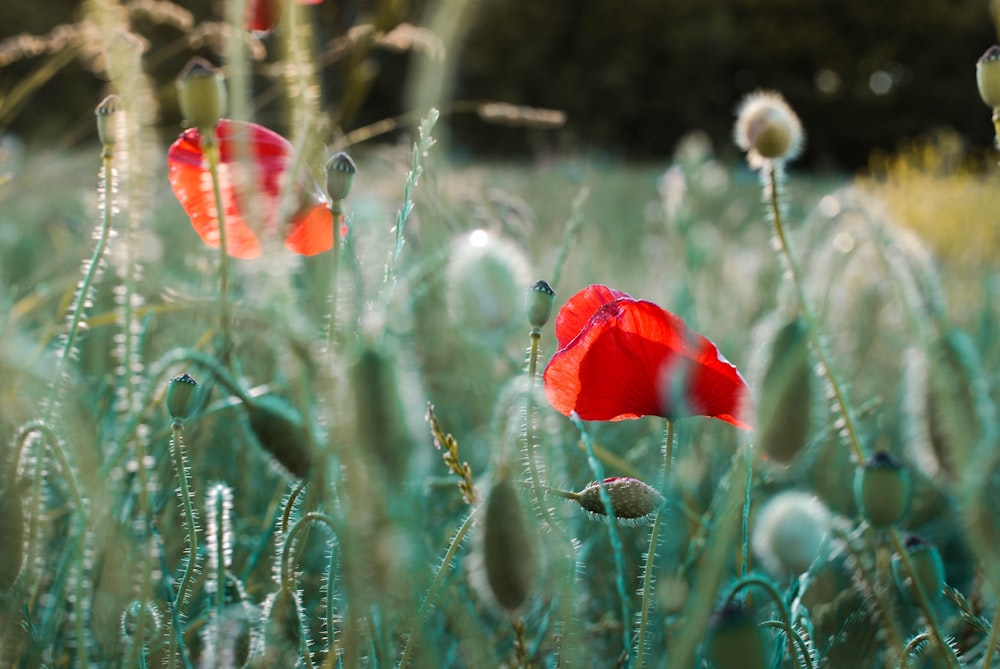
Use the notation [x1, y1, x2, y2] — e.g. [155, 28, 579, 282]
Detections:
[757, 317, 812, 464]
[705, 601, 768, 669]
[166, 373, 199, 421]
[977, 45, 1000, 109]
[176, 57, 226, 131]
[325, 152, 357, 201]
[525, 279, 556, 329]
[734, 90, 804, 164]
[95, 94, 124, 149]
[854, 451, 910, 528]
[244, 395, 311, 479]
[483, 477, 537, 613]
[892, 534, 945, 604]
[575, 477, 663, 524]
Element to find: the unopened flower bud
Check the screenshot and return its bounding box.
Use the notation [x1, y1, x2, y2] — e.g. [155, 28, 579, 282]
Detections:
[95, 94, 124, 149]
[854, 451, 910, 528]
[705, 601, 768, 669]
[176, 57, 226, 131]
[734, 90, 804, 164]
[575, 477, 663, 524]
[166, 373, 200, 421]
[483, 477, 537, 612]
[324, 152, 356, 201]
[525, 279, 556, 329]
[892, 534, 945, 604]
[976, 45, 1000, 109]
[244, 396, 311, 479]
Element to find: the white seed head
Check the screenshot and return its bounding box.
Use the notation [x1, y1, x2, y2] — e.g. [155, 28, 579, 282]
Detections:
[734, 90, 804, 165]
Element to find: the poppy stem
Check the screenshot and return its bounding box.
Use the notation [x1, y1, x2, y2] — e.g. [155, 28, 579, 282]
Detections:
[766, 165, 866, 466]
[325, 203, 343, 353]
[167, 419, 199, 669]
[203, 132, 233, 368]
[637, 419, 673, 668]
[724, 576, 809, 668]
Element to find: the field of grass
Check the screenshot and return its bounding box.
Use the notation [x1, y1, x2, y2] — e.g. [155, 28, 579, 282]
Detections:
[2, 3, 1000, 669]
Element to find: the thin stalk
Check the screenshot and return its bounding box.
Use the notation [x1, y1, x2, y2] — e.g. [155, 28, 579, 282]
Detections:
[982, 599, 1000, 668]
[898, 633, 932, 669]
[167, 420, 199, 669]
[888, 529, 960, 669]
[635, 419, 673, 668]
[325, 203, 343, 353]
[203, 133, 232, 367]
[765, 165, 865, 465]
[993, 109, 1000, 149]
[758, 620, 815, 669]
[524, 329, 555, 528]
[572, 413, 632, 667]
[726, 576, 806, 668]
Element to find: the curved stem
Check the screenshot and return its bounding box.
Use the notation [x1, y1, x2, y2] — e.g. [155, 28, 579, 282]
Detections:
[898, 633, 932, 669]
[982, 598, 1000, 668]
[203, 133, 232, 367]
[758, 620, 815, 669]
[726, 576, 801, 666]
[766, 165, 864, 465]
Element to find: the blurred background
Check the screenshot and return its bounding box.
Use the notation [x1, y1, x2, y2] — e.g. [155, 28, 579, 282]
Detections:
[2, 0, 999, 169]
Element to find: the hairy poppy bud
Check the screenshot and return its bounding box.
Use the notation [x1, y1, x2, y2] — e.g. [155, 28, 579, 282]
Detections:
[575, 477, 663, 524]
[525, 279, 556, 329]
[483, 477, 537, 612]
[757, 317, 812, 464]
[734, 90, 804, 164]
[854, 451, 910, 528]
[176, 57, 226, 131]
[705, 601, 768, 669]
[324, 152, 357, 202]
[892, 534, 944, 604]
[245, 396, 311, 479]
[166, 373, 200, 421]
[95, 95, 124, 149]
[977, 45, 1000, 109]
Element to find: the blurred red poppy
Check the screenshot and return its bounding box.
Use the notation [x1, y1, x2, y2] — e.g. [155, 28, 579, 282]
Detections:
[246, 0, 323, 33]
[543, 284, 751, 429]
[167, 119, 336, 259]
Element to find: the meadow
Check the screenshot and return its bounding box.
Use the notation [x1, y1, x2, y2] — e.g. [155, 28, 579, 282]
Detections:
[2, 3, 1000, 669]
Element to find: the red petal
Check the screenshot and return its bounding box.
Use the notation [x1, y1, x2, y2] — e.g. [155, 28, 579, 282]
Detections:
[554, 284, 631, 349]
[246, 0, 283, 32]
[543, 297, 751, 429]
[285, 204, 335, 255]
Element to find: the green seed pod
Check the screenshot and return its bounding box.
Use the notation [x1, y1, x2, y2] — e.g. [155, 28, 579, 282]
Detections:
[95, 94, 123, 149]
[854, 451, 910, 528]
[166, 373, 199, 421]
[892, 534, 945, 604]
[0, 482, 24, 593]
[324, 151, 357, 202]
[705, 601, 768, 669]
[525, 279, 556, 329]
[756, 317, 812, 464]
[575, 477, 663, 524]
[245, 395, 311, 479]
[483, 476, 537, 613]
[977, 45, 1000, 109]
[176, 57, 226, 131]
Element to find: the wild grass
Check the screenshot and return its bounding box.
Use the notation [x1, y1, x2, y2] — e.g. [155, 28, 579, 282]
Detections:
[1, 2, 1000, 669]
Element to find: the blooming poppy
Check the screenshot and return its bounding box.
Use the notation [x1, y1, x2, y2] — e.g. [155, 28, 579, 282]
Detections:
[246, 0, 323, 33]
[167, 119, 336, 259]
[543, 285, 751, 429]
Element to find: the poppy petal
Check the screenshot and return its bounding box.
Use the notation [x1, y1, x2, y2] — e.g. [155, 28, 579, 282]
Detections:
[543, 293, 751, 429]
[285, 204, 335, 256]
[554, 284, 631, 349]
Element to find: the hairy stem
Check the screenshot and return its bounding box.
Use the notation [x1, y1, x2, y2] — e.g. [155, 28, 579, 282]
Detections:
[203, 134, 232, 367]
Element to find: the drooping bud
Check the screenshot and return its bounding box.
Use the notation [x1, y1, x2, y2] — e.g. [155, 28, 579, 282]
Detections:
[176, 57, 226, 131]
[854, 451, 910, 528]
[976, 45, 1000, 109]
[483, 476, 537, 613]
[734, 90, 804, 164]
[892, 534, 945, 604]
[95, 94, 124, 149]
[705, 601, 768, 669]
[166, 373, 200, 421]
[324, 151, 357, 202]
[244, 395, 311, 479]
[525, 279, 556, 329]
[575, 477, 663, 524]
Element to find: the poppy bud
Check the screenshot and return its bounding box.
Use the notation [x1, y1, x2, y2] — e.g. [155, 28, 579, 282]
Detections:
[0, 481, 24, 593]
[976, 45, 1000, 109]
[854, 451, 910, 528]
[244, 396, 311, 479]
[324, 152, 357, 202]
[705, 601, 768, 669]
[752, 491, 832, 577]
[483, 477, 537, 613]
[575, 477, 663, 524]
[525, 279, 556, 329]
[166, 373, 200, 421]
[176, 57, 227, 132]
[892, 534, 944, 604]
[734, 90, 804, 164]
[95, 94, 123, 149]
[757, 317, 812, 464]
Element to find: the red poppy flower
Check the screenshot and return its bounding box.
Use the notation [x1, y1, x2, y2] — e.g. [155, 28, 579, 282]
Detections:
[167, 119, 336, 259]
[543, 285, 751, 429]
[246, 0, 323, 33]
